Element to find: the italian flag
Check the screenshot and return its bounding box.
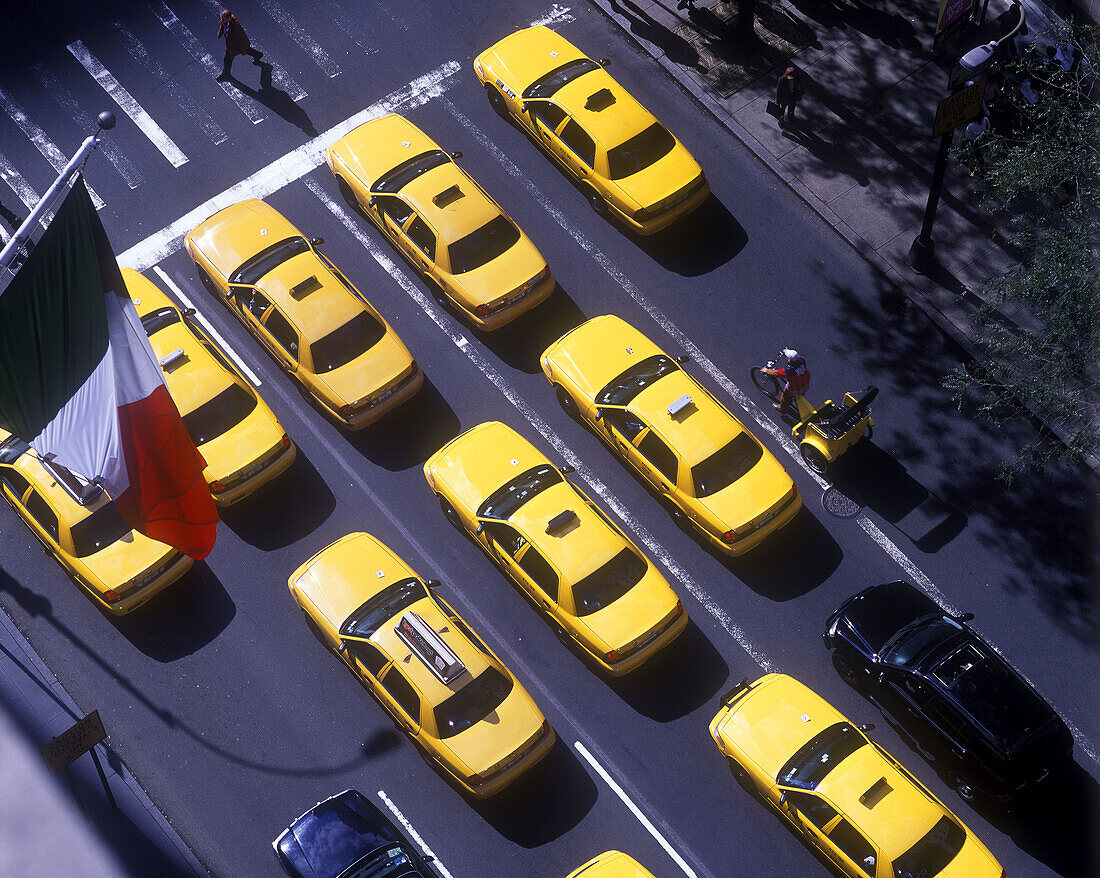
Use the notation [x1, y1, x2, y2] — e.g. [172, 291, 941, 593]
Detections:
[0, 178, 217, 559]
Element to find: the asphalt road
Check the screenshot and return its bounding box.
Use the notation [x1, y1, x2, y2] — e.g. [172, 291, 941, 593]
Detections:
[1, 2, 1097, 877]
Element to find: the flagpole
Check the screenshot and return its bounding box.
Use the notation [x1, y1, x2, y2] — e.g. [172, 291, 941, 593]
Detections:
[0, 111, 116, 280]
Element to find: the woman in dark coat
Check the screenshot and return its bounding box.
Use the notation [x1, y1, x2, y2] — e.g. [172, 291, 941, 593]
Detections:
[776, 67, 806, 124]
[216, 10, 263, 80]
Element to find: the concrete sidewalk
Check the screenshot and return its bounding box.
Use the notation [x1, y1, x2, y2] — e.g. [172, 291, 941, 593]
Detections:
[591, 0, 1075, 407]
[0, 605, 208, 878]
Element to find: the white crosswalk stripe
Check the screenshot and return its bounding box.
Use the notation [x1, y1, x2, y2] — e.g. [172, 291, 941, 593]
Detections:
[112, 22, 228, 146]
[32, 65, 145, 190]
[0, 86, 106, 210]
[325, 0, 378, 57]
[148, 1, 266, 125]
[256, 0, 341, 77]
[0, 151, 49, 227]
[67, 40, 189, 168]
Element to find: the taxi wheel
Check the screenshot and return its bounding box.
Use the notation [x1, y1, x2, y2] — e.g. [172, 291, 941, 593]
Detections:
[554, 385, 578, 420]
[486, 85, 508, 117]
[584, 185, 609, 216]
[800, 443, 830, 476]
[948, 770, 978, 802]
[729, 760, 757, 795]
[438, 495, 462, 531]
[663, 499, 692, 534]
[335, 175, 358, 210]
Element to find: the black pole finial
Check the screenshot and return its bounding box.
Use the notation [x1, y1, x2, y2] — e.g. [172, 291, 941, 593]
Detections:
[97, 111, 116, 131]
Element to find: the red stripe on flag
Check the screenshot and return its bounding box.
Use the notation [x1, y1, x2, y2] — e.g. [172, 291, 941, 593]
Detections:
[114, 384, 218, 559]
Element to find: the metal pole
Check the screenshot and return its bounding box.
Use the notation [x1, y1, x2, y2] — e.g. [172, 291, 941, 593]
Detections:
[0, 111, 115, 277]
[907, 127, 955, 274]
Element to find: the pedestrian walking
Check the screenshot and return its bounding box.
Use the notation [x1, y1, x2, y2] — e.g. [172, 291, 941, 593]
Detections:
[216, 9, 263, 81]
[775, 67, 806, 125]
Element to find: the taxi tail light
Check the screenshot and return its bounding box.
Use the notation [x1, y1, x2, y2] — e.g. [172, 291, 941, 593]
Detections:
[280, 433, 291, 449]
[210, 478, 226, 493]
[103, 589, 122, 604]
[474, 304, 492, 318]
[410, 360, 419, 374]
[605, 649, 624, 663]
[722, 530, 739, 544]
[633, 207, 652, 221]
[673, 600, 683, 617]
[339, 403, 355, 418]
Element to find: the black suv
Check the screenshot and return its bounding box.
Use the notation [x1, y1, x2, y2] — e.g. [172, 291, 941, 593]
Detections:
[273, 789, 441, 878]
[823, 580, 1073, 805]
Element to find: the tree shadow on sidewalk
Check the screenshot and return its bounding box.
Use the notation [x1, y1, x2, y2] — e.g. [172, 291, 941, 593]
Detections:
[608, 0, 708, 73]
[781, 123, 870, 186]
[228, 62, 318, 137]
[785, 0, 920, 50]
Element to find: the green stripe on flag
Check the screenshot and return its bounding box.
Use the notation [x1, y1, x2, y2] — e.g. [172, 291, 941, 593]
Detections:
[0, 180, 112, 440]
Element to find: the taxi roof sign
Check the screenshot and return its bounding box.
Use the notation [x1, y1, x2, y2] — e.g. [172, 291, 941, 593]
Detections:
[396, 612, 465, 684]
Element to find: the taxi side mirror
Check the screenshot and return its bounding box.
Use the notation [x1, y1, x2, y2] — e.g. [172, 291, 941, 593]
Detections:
[955, 612, 975, 623]
[675, 355, 690, 364]
[425, 579, 441, 589]
[599, 58, 611, 67]
[310, 237, 324, 247]
[858, 723, 875, 732]
[449, 151, 463, 160]
[560, 464, 575, 474]
[183, 308, 196, 316]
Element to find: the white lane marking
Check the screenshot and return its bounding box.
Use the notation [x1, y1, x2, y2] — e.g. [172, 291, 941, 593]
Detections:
[67, 40, 189, 168]
[32, 64, 144, 189]
[575, 741, 698, 878]
[0, 152, 49, 226]
[529, 3, 576, 25]
[196, 0, 308, 101]
[151, 266, 261, 386]
[376, 791, 454, 878]
[149, 0, 266, 124]
[117, 61, 460, 270]
[256, 0, 341, 77]
[112, 22, 227, 146]
[325, 1, 378, 56]
[306, 177, 773, 672]
[0, 86, 106, 210]
[445, 97, 1100, 765]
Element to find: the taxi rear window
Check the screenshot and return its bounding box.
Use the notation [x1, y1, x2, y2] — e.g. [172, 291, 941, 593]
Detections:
[572, 547, 647, 616]
[181, 384, 258, 446]
[70, 503, 131, 558]
[310, 311, 387, 373]
[448, 216, 521, 274]
[607, 122, 676, 180]
[230, 237, 311, 285]
[892, 815, 966, 878]
[140, 307, 181, 336]
[434, 667, 514, 739]
[595, 354, 679, 406]
[691, 432, 763, 498]
[523, 58, 601, 99]
[372, 149, 450, 194]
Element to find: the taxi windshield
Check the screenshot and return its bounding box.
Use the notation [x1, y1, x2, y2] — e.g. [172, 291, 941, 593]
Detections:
[595, 355, 679, 406]
[70, 503, 131, 557]
[371, 149, 450, 194]
[230, 236, 311, 285]
[448, 216, 521, 274]
[477, 464, 562, 520]
[181, 384, 257, 446]
[434, 666, 514, 739]
[572, 547, 647, 615]
[522, 58, 601, 99]
[311, 312, 387, 373]
[892, 815, 966, 878]
[777, 722, 866, 790]
[607, 122, 676, 180]
[341, 579, 427, 638]
[691, 433, 763, 498]
[139, 307, 180, 336]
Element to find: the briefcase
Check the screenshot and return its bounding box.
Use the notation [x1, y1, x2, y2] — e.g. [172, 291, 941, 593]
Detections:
[766, 101, 784, 119]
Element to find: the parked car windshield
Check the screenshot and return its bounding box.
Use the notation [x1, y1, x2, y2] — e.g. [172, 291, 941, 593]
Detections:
[691, 432, 764, 498]
[777, 722, 866, 790]
[892, 815, 966, 878]
[447, 216, 521, 274]
[572, 547, 647, 615]
[478, 464, 562, 520]
[181, 384, 258, 446]
[596, 355, 680, 406]
[341, 845, 421, 878]
[230, 236, 311, 285]
[884, 618, 964, 668]
[341, 578, 428, 638]
[607, 122, 676, 180]
[140, 306, 181, 336]
[311, 312, 387, 373]
[523, 58, 601, 99]
[372, 149, 451, 194]
[434, 667, 514, 739]
[70, 503, 132, 557]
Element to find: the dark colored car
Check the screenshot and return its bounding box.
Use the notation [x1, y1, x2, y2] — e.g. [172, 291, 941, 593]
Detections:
[273, 789, 440, 878]
[823, 580, 1073, 805]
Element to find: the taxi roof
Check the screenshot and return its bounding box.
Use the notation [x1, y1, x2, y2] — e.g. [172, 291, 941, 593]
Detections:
[508, 482, 622, 583]
[553, 69, 654, 149]
[631, 371, 743, 468]
[255, 252, 364, 342]
[429, 422, 549, 508]
[546, 314, 665, 401]
[401, 163, 500, 242]
[186, 199, 302, 282]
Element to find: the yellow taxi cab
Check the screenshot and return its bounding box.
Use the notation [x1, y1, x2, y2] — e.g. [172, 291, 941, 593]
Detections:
[0, 428, 192, 614]
[424, 421, 687, 675]
[565, 851, 656, 877]
[542, 316, 800, 556]
[709, 674, 1005, 878]
[121, 268, 296, 506]
[326, 113, 555, 330]
[288, 531, 555, 798]
[184, 200, 423, 430]
[474, 26, 709, 235]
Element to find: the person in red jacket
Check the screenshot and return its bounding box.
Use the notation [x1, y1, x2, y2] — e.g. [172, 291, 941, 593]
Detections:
[216, 9, 263, 81]
[763, 348, 810, 415]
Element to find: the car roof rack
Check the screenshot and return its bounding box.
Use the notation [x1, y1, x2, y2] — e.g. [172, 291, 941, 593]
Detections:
[396, 611, 466, 684]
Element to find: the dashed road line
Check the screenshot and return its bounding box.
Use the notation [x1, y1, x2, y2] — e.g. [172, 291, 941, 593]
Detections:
[117, 60, 460, 271]
[256, 0, 341, 77]
[32, 64, 144, 190]
[67, 40, 189, 168]
[529, 3, 576, 25]
[0, 85, 106, 209]
[149, 0, 266, 125]
[112, 22, 228, 146]
[575, 741, 698, 878]
[377, 791, 454, 878]
[151, 266, 261, 386]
